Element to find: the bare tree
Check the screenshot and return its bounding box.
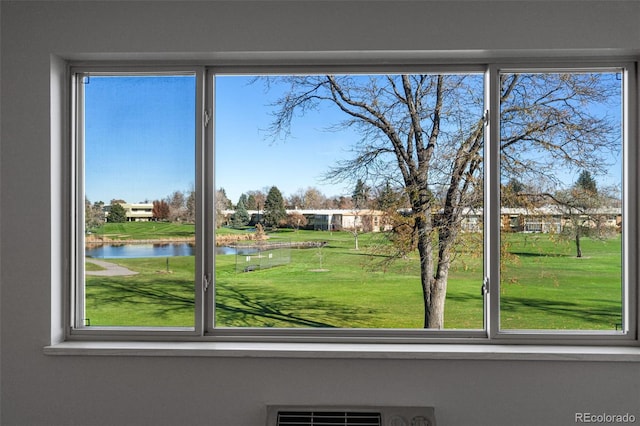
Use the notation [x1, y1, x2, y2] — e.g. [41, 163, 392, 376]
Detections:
[532, 180, 618, 258]
[266, 72, 619, 328]
[152, 200, 170, 221]
[85, 198, 105, 230]
[303, 187, 327, 209]
[284, 211, 308, 231]
[215, 188, 232, 228]
[554, 189, 599, 258]
[327, 195, 353, 210]
[166, 190, 187, 222]
[185, 189, 196, 223]
[288, 189, 306, 210]
[288, 187, 327, 209]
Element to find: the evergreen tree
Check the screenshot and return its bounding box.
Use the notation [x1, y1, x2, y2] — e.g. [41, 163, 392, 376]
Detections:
[502, 178, 527, 208]
[352, 179, 370, 209]
[237, 194, 248, 210]
[263, 186, 287, 227]
[231, 199, 250, 228]
[508, 178, 525, 193]
[376, 180, 400, 211]
[245, 194, 257, 210]
[575, 170, 598, 194]
[108, 203, 127, 223]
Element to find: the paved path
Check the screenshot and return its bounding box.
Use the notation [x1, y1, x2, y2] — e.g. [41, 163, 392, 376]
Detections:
[85, 258, 139, 276]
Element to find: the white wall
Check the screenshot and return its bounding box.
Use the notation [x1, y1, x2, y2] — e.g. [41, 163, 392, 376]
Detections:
[2, 1, 640, 425]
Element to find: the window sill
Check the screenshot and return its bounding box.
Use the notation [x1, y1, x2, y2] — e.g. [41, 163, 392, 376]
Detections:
[44, 341, 640, 362]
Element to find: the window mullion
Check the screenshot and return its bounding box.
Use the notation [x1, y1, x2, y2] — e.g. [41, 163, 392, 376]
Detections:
[72, 72, 87, 331]
[194, 67, 208, 336]
[623, 64, 638, 338]
[485, 65, 501, 339]
[204, 68, 216, 333]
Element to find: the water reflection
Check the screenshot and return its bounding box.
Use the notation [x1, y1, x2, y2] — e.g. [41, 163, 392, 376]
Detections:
[85, 243, 256, 258]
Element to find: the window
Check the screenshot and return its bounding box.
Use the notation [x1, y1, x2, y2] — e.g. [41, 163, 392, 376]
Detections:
[497, 69, 627, 334]
[72, 69, 204, 333]
[213, 73, 485, 331]
[69, 62, 637, 344]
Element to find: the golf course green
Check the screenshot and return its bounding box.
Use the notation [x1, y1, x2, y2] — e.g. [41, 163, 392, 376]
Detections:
[84, 222, 622, 330]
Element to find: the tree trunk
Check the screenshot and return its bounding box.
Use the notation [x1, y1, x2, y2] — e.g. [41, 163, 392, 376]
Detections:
[429, 221, 456, 329]
[428, 275, 448, 329]
[575, 228, 582, 258]
[415, 213, 435, 328]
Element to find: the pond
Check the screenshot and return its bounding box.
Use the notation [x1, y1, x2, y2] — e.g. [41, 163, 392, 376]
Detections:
[85, 243, 258, 259]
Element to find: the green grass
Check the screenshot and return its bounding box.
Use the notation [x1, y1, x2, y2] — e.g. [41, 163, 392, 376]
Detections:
[85, 256, 195, 327]
[91, 221, 195, 240]
[216, 233, 430, 328]
[84, 261, 106, 272]
[500, 233, 622, 330]
[215, 230, 484, 328]
[84, 222, 623, 330]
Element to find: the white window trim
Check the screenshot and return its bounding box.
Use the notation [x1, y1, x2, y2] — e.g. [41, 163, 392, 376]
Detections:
[44, 341, 640, 362]
[69, 66, 208, 338]
[54, 58, 640, 356]
[487, 62, 638, 344]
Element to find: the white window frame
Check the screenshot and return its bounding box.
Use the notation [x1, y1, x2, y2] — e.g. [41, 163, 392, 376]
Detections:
[65, 60, 639, 348]
[69, 66, 208, 340]
[486, 63, 638, 344]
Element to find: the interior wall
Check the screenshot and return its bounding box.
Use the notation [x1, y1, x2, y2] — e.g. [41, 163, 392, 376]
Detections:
[2, 1, 640, 425]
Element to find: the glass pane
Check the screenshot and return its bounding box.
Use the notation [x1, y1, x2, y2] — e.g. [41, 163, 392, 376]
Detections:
[82, 74, 196, 327]
[499, 71, 623, 331]
[215, 74, 484, 329]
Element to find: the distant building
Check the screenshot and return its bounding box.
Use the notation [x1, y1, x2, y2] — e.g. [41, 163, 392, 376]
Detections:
[293, 209, 391, 232]
[501, 206, 622, 234]
[105, 203, 154, 222]
[221, 209, 393, 232]
[221, 205, 622, 234]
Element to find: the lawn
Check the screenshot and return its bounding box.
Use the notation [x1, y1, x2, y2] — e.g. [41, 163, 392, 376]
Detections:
[91, 221, 195, 240]
[84, 222, 623, 330]
[500, 233, 622, 330]
[85, 256, 195, 327]
[215, 229, 486, 328]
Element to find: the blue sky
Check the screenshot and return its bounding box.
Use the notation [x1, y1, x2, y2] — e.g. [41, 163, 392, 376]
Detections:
[85, 75, 357, 205]
[214, 76, 358, 203]
[85, 75, 196, 204]
[84, 73, 623, 206]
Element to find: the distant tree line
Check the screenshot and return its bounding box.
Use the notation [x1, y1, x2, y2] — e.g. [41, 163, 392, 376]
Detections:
[85, 188, 197, 228]
[218, 179, 409, 229]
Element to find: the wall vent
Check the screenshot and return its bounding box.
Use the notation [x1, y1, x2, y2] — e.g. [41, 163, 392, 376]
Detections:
[277, 410, 381, 425]
[266, 405, 436, 426]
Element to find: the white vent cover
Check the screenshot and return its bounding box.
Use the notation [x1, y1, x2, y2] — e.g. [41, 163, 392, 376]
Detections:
[266, 405, 436, 426]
